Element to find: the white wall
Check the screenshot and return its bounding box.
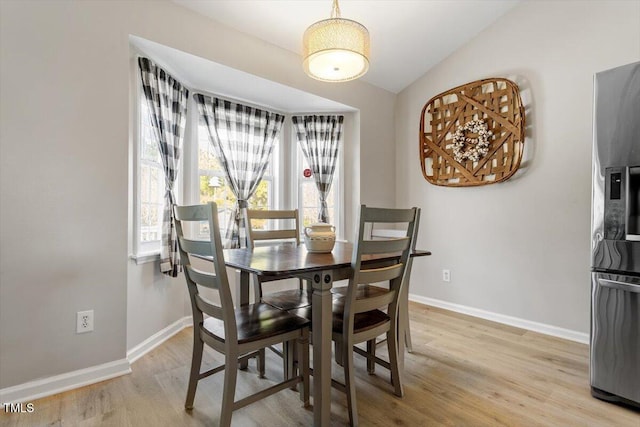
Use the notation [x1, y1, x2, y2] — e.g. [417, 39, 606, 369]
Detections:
[396, 0, 640, 335]
[0, 0, 395, 390]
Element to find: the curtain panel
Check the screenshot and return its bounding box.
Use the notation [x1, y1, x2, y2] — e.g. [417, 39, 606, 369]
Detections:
[195, 94, 284, 248]
[138, 57, 189, 277]
[292, 115, 344, 224]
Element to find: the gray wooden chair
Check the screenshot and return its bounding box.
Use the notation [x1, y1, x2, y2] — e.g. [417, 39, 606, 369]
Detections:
[244, 208, 311, 311]
[329, 205, 417, 426]
[332, 208, 422, 360]
[174, 202, 310, 427]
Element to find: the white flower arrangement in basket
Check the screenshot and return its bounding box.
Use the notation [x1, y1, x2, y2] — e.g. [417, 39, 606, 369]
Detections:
[451, 119, 493, 163]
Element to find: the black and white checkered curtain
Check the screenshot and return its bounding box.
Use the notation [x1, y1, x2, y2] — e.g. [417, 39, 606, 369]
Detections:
[292, 115, 344, 224]
[138, 57, 188, 277]
[195, 94, 284, 248]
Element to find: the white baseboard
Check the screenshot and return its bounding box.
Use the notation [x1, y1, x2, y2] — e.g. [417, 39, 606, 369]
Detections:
[409, 294, 589, 344]
[0, 317, 193, 404]
[127, 316, 192, 364]
[0, 358, 131, 404]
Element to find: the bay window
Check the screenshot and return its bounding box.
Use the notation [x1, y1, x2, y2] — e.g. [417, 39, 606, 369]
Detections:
[133, 74, 345, 259]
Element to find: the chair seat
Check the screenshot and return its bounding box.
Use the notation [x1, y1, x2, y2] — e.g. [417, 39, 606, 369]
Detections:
[289, 298, 389, 335]
[331, 284, 389, 298]
[332, 297, 390, 334]
[262, 289, 312, 311]
[203, 303, 310, 345]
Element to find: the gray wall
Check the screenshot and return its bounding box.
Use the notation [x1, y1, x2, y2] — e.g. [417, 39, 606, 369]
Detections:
[0, 0, 395, 389]
[395, 0, 640, 334]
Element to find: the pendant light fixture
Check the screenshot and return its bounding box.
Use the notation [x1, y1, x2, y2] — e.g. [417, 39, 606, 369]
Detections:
[303, 0, 370, 82]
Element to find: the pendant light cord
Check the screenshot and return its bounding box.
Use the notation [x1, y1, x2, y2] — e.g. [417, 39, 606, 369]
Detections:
[330, 0, 341, 18]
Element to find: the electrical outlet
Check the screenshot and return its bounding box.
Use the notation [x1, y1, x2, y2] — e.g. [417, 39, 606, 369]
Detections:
[76, 310, 94, 333]
[442, 269, 451, 282]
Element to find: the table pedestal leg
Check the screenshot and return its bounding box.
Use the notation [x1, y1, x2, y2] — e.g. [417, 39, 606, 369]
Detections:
[312, 270, 333, 427]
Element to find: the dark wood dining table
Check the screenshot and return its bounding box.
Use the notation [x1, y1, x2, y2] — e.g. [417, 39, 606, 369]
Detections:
[223, 241, 430, 427]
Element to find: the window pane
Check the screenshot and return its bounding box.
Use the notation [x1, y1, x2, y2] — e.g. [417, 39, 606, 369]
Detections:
[141, 165, 150, 202]
[198, 136, 223, 171]
[140, 203, 162, 243]
[198, 174, 235, 238]
[197, 121, 273, 235]
[199, 174, 235, 208]
[141, 101, 161, 163]
[297, 137, 340, 234]
[302, 208, 319, 227]
[141, 204, 151, 227]
[149, 167, 160, 202]
[249, 180, 270, 210]
[139, 98, 164, 247]
[301, 181, 315, 208]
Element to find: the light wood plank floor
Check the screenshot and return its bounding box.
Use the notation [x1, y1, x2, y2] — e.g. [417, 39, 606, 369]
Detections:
[2, 303, 639, 426]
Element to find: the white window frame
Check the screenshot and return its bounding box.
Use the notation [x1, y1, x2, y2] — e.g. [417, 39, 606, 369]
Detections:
[131, 62, 186, 263]
[292, 118, 345, 240]
[132, 89, 166, 261]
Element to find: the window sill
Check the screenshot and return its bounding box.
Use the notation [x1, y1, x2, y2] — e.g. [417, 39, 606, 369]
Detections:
[129, 252, 160, 265]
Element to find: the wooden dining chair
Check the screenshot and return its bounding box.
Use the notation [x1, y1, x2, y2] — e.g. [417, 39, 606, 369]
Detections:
[174, 202, 310, 427]
[331, 205, 417, 426]
[244, 208, 311, 311]
[331, 208, 422, 364]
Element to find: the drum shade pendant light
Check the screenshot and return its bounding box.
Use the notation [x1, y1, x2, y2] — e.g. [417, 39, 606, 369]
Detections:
[303, 0, 370, 82]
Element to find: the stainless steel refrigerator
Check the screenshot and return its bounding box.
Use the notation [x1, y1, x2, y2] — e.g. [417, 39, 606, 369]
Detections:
[590, 61, 640, 407]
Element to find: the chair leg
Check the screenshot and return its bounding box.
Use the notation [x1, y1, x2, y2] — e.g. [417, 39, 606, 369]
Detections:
[387, 325, 404, 397]
[258, 348, 266, 378]
[401, 257, 414, 353]
[220, 351, 238, 427]
[343, 338, 359, 427]
[284, 340, 296, 390]
[334, 340, 344, 366]
[253, 274, 263, 303]
[404, 317, 413, 352]
[185, 333, 204, 409]
[366, 339, 376, 374]
[298, 330, 310, 407]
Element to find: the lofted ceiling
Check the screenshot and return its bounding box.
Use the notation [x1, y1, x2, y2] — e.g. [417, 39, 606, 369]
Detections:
[173, 0, 520, 93]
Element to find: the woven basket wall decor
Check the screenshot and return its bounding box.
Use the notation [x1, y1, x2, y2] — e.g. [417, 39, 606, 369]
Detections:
[419, 78, 525, 187]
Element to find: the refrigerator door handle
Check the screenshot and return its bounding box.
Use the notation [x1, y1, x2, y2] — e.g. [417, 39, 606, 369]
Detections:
[599, 278, 640, 293]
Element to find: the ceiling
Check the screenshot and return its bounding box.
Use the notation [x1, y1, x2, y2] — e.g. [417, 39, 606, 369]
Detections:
[173, 0, 520, 93]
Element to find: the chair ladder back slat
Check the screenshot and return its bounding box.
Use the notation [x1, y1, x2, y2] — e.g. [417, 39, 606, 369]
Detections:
[185, 266, 220, 290]
[353, 292, 396, 314]
[174, 204, 210, 222]
[195, 294, 223, 319]
[360, 238, 410, 255]
[357, 263, 404, 284]
[361, 207, 417, 224]
[250, 229, 298, 241]
[244, 209, 301, 249]
[178, 238, 214, 257]
[247, 209, 297, 220]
